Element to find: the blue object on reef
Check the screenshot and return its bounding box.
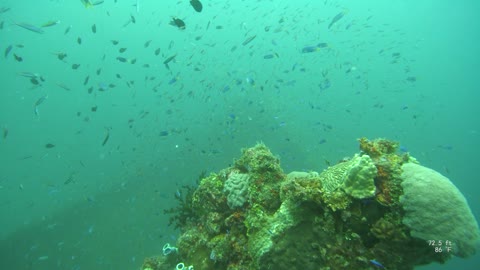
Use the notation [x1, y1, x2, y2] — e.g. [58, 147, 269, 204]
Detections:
[369, 259, 384, 268]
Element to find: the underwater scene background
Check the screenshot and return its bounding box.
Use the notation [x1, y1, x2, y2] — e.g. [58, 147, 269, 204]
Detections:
[0, 0, 479, 269]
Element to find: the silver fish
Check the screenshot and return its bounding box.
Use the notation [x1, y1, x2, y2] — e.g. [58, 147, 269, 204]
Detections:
[13, 22, 44, 34]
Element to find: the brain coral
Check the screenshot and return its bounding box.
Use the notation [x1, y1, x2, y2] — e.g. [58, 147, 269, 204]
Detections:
[400, 163, 480, 258]
[224, 172, 250, 209]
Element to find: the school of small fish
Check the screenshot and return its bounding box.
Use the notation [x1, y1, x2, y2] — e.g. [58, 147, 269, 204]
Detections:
[0, 0, 423, 268]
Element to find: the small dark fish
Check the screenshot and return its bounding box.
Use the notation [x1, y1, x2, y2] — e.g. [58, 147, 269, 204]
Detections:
[168, 73, 179, 84]
[45, 143, 55, 148]
[2, 126, 8, 140]
[96, 68, 101, 75]
[92, 0, 104, 6]
[302, 46, 318, 53]
[119, 47, 127, 53]
[263, 53, 278, 59]
[318, 79, 331, 90]
[56, 83, 71, 91]
[30, 78, 39, 85]
[53, 52, 67, 60]
[170, 17, 185, 30]
[87, 86, 93, 94]
[116, 56, 127, 62]
[111, 40, 119, 45]
[0, 7, 11, 14]
[72, 63, 80, 69]
[80, 0, 93, 7]
[41, 20, 60, 28]
[159, 130, 169, 137]
[154, 48, 161, 56]
[328, 11, 346, 29]
[0, 21, 4, 29]
[77, 37, 82, 44]
[242, 35, 256, 46]
[34, 95, 48, 107]
[144, 40, 152, 48]
[84, 75, 90, 85]
[64, 172, 75, 185]
[4, 45, 12, 58]
[13, 53, 23, 62]
[190, 0, 203, 12]
[399, 145, 408, 153]
[64, 25, 72, 35]
[130, 15, 136, 24]
[91, 106, 97, 112]
[437, 145, 453, 151]
[102, 128, 110, 146]
[406, 76, 417, 82]
[163, 54, 176, 69]
[91, 24, 96, 33]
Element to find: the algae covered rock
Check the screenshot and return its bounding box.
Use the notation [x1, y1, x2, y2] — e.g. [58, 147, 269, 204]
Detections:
[400, 163, 480, 258]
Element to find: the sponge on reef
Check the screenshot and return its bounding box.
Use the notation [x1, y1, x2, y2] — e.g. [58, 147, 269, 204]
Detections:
[400, 163, 480, 258]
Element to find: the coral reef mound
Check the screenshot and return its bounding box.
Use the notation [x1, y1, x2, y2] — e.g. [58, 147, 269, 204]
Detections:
[153, 138, 479, 270]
